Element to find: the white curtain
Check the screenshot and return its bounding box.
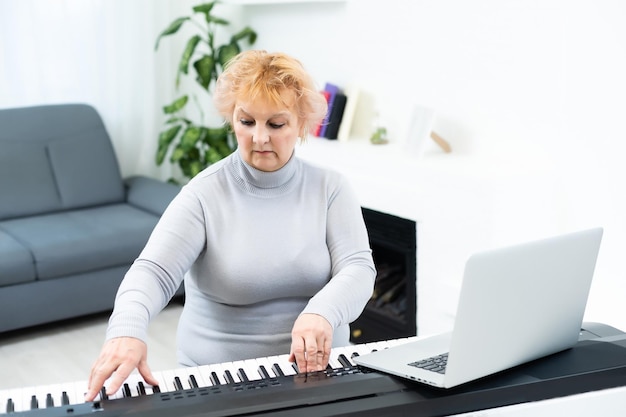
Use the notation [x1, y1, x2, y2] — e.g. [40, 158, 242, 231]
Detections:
[0, 0, 177, 180]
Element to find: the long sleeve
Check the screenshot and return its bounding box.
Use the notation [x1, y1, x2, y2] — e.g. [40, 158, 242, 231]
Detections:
[301, 174, 376, 328]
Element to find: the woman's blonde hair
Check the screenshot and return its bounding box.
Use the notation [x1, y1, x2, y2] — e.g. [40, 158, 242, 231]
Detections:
[213, 50, 328, 139]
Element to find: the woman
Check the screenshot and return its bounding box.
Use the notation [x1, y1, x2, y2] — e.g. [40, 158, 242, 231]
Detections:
[86, 50, 376, 401]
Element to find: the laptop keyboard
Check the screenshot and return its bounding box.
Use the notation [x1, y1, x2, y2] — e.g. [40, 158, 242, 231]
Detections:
[408, 353, 449, 374]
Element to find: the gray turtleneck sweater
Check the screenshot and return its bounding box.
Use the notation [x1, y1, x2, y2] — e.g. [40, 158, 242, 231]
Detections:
[106, 149, 376, 366]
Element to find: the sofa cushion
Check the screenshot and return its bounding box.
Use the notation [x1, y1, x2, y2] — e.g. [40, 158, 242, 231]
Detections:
[0, 204, 160, 280]
[0, 104, 125, 220]
[48, 129, 125, 209]
[0, 229, 36, 285]
[0, 141, 63, 219]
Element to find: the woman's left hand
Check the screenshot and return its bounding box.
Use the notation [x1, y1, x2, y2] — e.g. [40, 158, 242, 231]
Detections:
[289, 313, 333, 373]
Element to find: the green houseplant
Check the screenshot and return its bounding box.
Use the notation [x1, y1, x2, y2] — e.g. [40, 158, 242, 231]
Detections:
[155, 1, 257, 182]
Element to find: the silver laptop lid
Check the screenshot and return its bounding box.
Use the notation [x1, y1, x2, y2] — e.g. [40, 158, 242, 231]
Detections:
[443, 227, 603, 387]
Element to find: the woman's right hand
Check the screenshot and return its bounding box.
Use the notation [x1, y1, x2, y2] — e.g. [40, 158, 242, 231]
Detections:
[85, 337, 158, 402]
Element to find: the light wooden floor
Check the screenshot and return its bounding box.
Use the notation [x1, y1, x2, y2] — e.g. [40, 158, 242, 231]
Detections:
[0, 302, 183, 391]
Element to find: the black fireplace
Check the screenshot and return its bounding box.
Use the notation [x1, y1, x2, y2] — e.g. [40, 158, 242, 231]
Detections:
[350, 207, 417, 343]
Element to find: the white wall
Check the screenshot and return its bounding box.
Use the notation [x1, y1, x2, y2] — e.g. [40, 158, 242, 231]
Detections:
[2, 0, 625, 333]
[235, 0, 626, 333]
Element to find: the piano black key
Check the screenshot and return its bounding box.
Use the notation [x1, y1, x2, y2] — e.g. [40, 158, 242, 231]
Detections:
[30, 394, 38, 409]
[259, 365, 272, 379]
[6, 398, 14, 413]
[61, 391, 70, 405]
[237, 368, 249, 383]
[270, 364, 284, 377]
[122, 383, 132, 398]
[46, 393, 54, 408]
[209, 371, 221, 386]
[173, 376, 184, 391]
[189, 374, 199, 389]
[100, 387, 109, 401]
[338, 354, 352, 368]
[152, 385, 161, 393]
[223, 370, 236, 384]
[137, 382, 146, 396]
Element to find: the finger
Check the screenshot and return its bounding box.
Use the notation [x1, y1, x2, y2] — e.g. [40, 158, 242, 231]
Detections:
[86, 362, 114, 401]
[322, 337, 332, 369]
[291, 338, 307, 373]
[105, 361, 135, 396]
[137, 360, 159, 387]
[305, 336, 319, 372]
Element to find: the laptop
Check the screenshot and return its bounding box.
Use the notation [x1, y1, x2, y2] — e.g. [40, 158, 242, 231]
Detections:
[354, 227, 604, 389]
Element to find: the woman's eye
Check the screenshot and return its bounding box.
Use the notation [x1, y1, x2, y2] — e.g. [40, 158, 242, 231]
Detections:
[269, 123, 284, 129]
[239, 119, 254, 126]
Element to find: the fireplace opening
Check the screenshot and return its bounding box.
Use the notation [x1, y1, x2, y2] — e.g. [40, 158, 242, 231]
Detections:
[350, 207, 417, 344]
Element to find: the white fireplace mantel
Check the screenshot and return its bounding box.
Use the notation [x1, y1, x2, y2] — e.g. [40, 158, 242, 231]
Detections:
[296, 137, 561, 335]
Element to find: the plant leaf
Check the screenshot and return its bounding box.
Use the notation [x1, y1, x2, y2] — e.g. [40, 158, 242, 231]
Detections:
[170, 145, 186, 163]
[179, 35, 201, 76]
[163, 96, 188, 114]
[217, 43, 240, 68]
[188, 160, 204, 178]
[207, 16, 230, 26]
[205, 147, 224, 164]
[193, 55, 215, 90]
[180, 126, 203, 150]
[155, 17, 190, 50]
[205, 127, 229, 147]
[156, 125, 182, 165]
[192, 2, 216, 14]
[231, 26, 257, 45]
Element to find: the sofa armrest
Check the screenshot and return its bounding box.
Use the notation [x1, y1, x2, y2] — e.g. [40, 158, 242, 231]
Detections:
[125, 176, 181, 216]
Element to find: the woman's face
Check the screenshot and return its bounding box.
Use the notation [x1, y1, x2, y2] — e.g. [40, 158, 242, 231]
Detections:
[232, 93, 301, 172]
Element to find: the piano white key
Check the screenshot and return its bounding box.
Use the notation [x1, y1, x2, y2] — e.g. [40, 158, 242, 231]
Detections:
[241, 358, 264, 381]
[327, 350, 344, 369]
[157, 369, 181, 392]
[275, 354, 300, 375]
[6, 387, 27, 412]
[0, 389, 7, 413]
[205, 362, 229, 385]
[70, 380, 91, 404]
[31, 384, 53, 409]
[195, 364, 217, 387]
[230, 359, 255, 382]
[350, 342, 379, 358]
[250, 356, 276, 378]
[125, 373, 151, 397]
[171, 366, 206, 389]
[39, 383, 64, 408]
[106, 373, 142, 399]
[150, 370, 170, 393]
[332, 346, 359, 366]
[221, 361, 242, 384]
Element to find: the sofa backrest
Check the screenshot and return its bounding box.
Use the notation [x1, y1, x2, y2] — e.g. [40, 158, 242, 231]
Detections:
[0, 104, 125, 220]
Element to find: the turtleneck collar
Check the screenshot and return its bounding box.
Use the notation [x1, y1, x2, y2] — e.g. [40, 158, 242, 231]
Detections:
[229, 149, 300, 197]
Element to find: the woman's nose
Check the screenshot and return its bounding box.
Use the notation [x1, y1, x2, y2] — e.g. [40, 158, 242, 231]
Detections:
[253, 127, 270, 144]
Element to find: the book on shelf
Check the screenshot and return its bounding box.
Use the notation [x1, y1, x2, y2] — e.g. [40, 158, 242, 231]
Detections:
[323, 92, 347, 140]
[318, 82, 341, 138]
[336, 85, 360, 142]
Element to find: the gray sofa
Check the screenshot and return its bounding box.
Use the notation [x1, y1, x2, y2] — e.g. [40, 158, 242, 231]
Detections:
[0, 103, 181, 333]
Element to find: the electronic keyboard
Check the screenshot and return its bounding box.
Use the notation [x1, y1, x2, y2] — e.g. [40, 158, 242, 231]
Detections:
[3, 327, 626, 417]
